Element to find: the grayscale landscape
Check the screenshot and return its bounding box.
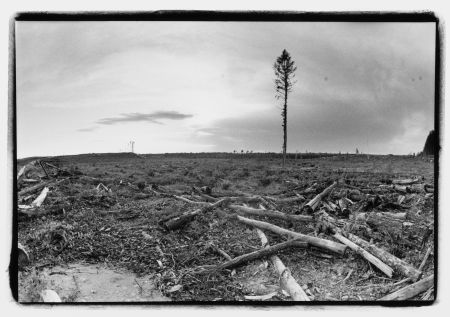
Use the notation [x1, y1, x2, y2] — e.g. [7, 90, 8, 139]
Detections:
[15, 19, 436, 303]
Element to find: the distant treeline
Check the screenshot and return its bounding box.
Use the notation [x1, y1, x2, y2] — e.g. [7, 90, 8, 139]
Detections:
[18, 151, 419, 164]
[142, 152, 413, 160]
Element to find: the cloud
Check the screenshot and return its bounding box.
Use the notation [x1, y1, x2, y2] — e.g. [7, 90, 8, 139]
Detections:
[96, 111, 193, 125]
[76, 127, 98, 132]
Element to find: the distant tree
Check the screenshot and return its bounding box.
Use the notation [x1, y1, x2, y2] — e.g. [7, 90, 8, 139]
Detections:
[274, 49, 297, 169]
[356, 148, 359, 154]
[423, 130, 436, 156]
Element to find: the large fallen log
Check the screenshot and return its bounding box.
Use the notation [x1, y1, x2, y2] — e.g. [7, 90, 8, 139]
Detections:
[256, 229, 310, 301]
[333, 234, 393, 277]
[162, 198, 229, 230]
[378, 274, 434, 300]
[300, 181, 337, 214]
[314, 210, 393, 277]
[229, 204, 312, 223]
[344, 232, 422, 281]
[235, 215, 346, 254]
[208, 239, 307, 273]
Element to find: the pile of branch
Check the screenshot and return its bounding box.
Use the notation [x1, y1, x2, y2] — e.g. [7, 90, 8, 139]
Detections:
[153, 176, 432, 301]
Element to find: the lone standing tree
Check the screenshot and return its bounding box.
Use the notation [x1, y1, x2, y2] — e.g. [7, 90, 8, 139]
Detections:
[274, 49, 297, 168]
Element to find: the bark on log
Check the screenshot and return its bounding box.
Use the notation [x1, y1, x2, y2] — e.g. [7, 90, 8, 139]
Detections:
[344, 232, 422, 281]
[378, 274, 434, 300]
[256, 229, 310, 301]
[229, 204, 313, 223]
[208, 239, 307, 273]
[236, 215, 346, 254]
[301, 181, 337, 214]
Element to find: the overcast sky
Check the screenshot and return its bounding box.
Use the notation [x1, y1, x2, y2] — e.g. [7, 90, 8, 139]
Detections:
[16, 21, 435, 158]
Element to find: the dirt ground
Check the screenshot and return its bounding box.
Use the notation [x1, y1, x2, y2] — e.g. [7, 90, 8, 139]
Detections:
[16, 153, 435, 302]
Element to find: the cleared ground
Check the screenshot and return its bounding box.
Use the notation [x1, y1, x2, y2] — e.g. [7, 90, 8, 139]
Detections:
[17, 153, 435, 302]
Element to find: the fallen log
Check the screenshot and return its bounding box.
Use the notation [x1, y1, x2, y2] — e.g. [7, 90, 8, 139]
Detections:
[18, 178, 68, 197]
[344, 232, 422, 281]
[314, 210, 393, 277]
[353, 212, 407, 234]
[378, 274, 434, 301]
[208, 239, 307, 273]
[17, 165, 28, 181]
[392, 178, 420, 185]
[18, 181, 51, 196]
[332, 234, 393, 277]
[235, 215, 346, 254]
[229, 204, 312, 223]
[162, 198, 228, 230]
[393, 185, 410, 194]
[31, 187, 49, 207]
[256, 229, 310, 301]
[300, 181, 337, 214]
[21, 179, 40, 184]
